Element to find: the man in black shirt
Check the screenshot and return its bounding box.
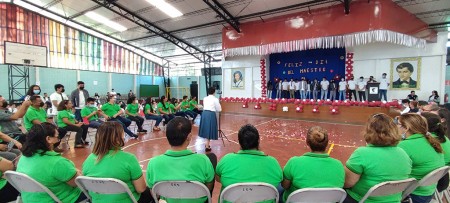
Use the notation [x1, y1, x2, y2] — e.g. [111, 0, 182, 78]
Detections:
[407, 91, 418, 101]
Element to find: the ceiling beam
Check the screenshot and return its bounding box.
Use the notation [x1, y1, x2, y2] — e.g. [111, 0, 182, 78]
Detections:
[140, 33, 221, 48]
[91, 0, 212, 64]
[203, 0, 240, 33]
[44, 0, 63, 9]
[68, 5, 102, 19]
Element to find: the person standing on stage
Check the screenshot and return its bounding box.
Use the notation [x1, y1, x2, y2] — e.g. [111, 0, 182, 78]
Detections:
[320, 77, 329, 100]
[329, 79, 337, 101]
[282, 79, 289, 99]
[289, 78, 295, 99]
[267, 81, 273, 99]
[357, 76, 367, 101]
[313, 79, 320, 100]
[198, 87, 222, 152]
[379, 73, 389, 101]
[294, 79, 300, 99]
[300, 77, 307, 99]
[347, 76, 357, 101]
[276, 79, 282, 99]
[339, 78, 347, 101]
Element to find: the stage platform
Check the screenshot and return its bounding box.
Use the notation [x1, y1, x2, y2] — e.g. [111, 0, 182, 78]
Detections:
[220, 102, 399, 125]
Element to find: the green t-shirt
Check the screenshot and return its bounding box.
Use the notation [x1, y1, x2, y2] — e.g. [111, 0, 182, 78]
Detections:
[126, 104, 139, 115]
[189, 100, 197, 111]
[82, 150, 143, 203]
[144, 104, 154, 115]
[146, 150, 214, 203]
[283, 152, 345, 202]
[346, 145, 412, 202]
[431, 133, 450, 165]
[181, 101, 190, 111]
[57, 109, 76, 128]
[101, 102, 121, 117]
[216, 150, 283, 203]
[24, 106, 47, 130]
[81, 106, 98, 121]
[16, 150, 81, 203]
[157, 102, 170, 115]
[168, 103, 176, 113]
[398, 134, 445, 196]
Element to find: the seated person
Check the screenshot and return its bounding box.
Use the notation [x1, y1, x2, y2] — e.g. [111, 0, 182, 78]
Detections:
[0, 131, 21, 161]
[24, 96, 66, 152]
[407, 91, 418, 101]
[81, 97, 106, 128]
[417, 100, 429, 112]
[181, 96, 198, 122]
[189, 96, 203, 115]
[144, 97, 162, 131]
[395, 99, 411, 115]
[409, 101, 419, 113]
[126, 96, 146, 133]
[146, 117, 214, 202]
[101, 96, 138, 138]
[169, 98, 188, 118]
[57, 100, 89, 148]
[82, 122, 153, 203]
[216, 124, 282, 200]
[282, 126, 345, 202]
[16, 123, 86, 203]
[0, 99, 31, 143]
[344, 113, 412, 202]
[157, 96, 175, 125]
[0, 155, 20, 202]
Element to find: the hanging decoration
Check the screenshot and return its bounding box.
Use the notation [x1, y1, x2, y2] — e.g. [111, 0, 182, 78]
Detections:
[345, 52, 354, 100]
[260, 58, 267, 98]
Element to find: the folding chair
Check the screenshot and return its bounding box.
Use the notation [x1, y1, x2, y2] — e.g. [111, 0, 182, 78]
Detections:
[4, 171, 62, 203]
[286, 188, 347, 203]
[219, 182, 279, 203]
[359, 178, 416, 203]
[75, 176, 138, 203]
[402, 166, 450, 202]
[151, 181, 211, 203]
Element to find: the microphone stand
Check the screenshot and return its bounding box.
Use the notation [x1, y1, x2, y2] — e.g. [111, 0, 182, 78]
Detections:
[217, 93, 229, 146]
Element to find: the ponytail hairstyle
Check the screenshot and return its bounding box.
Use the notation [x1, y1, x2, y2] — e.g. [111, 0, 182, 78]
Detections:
[422, 112, 447, 143]
[399, 113, 443, 153]
[306, 126, 328, 152]
[160, 96, 167, 109]
[145, 97, 154, 112]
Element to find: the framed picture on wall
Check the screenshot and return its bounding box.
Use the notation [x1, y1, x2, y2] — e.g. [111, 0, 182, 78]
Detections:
[231, 68, 245, 89]
[390, 57, 421, 90]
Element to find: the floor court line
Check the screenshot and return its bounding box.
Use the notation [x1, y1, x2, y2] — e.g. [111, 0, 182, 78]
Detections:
[327, 143, 335, 155]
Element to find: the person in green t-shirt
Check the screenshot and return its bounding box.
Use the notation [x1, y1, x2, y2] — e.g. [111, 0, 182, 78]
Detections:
[189, 96, 202, 115]
[422, 112, 450, 192]
[216, 124, 283, 203]
[57, 100, 89, 148]
[282, 126, 344, 202]
[17, 122, 86, 203]
[169, 98, 188, 118]
[157, 96, 175, 125]
[82, 121, 153, 203]
[102, 96, 138, 138]
[0, 156, 19, 202]
[146, 117, 215, 203]
[181, 96, 198, 121]
[397, 114, 445, 202]
[143, 97, 162, 131]
[81, 97, 106, 128]
[344, 113, 412, 203]
[125, 96, 147, 133]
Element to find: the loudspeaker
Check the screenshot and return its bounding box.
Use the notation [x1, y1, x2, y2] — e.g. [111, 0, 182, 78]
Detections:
[190, 82, 198, 99]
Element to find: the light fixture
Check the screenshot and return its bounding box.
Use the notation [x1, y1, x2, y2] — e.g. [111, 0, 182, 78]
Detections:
[85, 11, 127, 32]
[147, 0, 183, 18]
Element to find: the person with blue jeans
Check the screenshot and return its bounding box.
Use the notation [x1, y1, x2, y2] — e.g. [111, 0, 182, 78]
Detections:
[338, 77, 347, 101]
[101, 96, 138, 138]
[379, 73, 389, 101]
[144, 97, 162, 131]
[81, 97, 105, 129]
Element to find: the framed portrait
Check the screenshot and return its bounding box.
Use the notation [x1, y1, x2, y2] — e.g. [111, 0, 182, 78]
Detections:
[390, 57, 421, 90]
[231, 68, 245, 89]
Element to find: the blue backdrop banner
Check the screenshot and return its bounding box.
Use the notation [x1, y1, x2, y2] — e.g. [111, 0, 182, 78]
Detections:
[269, 48, 346, 84]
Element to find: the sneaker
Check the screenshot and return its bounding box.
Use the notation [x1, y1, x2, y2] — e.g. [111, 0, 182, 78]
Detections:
[137, 129, 147, 133]
[131, 134, 139, 138]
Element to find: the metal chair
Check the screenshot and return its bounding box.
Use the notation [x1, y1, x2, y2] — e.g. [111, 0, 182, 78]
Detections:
[4, 171, 62, 203]
[402, 166, 450, 201]
[151, 181, 211, 203]
[286, 188, 347, 203]
[75, 176, 138, 203]
[359, 178, 416, 203]
[219, 182, 279, 203]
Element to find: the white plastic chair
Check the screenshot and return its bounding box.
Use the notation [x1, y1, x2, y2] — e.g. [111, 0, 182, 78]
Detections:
[219, 182, 279, 203]
[75, 176, 138, 203]
[402, 166, 450, 201]
[4, 171, 62, 203]
[286, 188, 347, 203]
[151, 181, 211, 203]
[359, 178, 416, 203]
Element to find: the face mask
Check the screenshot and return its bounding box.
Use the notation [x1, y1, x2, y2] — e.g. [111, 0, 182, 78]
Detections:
[360, 79, 363, 82]
[401, 132, 406, 140]
[79, 86, 85, 90]
[89, 104, 96, 108]
[382, 76, 386, 79]
[33, 90, 41, 95]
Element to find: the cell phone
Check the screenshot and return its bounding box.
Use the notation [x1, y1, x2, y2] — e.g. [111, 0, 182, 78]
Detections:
[7, 140, 14, 151]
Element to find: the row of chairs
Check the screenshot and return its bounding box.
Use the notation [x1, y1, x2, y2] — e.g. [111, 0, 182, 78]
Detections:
[4, 166, 450, 203]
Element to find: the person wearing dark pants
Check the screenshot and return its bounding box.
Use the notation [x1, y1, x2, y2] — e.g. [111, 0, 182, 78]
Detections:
[81, 97, 105, 129]
[189, 96, 203, 115]
[57, 100, 88, 148]
[144, 97, 162, 131]
[158, 96, 175, 125]
[102, 96, 138, 138]
[169, 98, 189, 118]
[126, 96, 147, 133]
[181, 96, 198, 122]
[347, 77, 357, 101]
[70, 81, 89, 122]
[357, 76, 367, 102]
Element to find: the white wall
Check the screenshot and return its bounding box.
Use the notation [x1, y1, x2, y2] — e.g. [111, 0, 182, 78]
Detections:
[222, 55, 269, 98]
[349, 32, 448, 102]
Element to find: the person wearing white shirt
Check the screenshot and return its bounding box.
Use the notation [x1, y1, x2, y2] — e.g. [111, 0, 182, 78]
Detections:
[198, 87, 222, 152]
[320, 77, 330, 100]
[300, 77, 307, 99]
[282, 79, 289, 99]
[347, 77, 357, 101]
[338, 78, 347, 101]
[294, 79, 300, 99]
[398, 99, 411, 115]
[109, 89, 117, 99]
[379, 73, 389, 101]
[357, 76, 367, 101]
[50, 84, 69, 115]
[288, 78, 295, 99]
